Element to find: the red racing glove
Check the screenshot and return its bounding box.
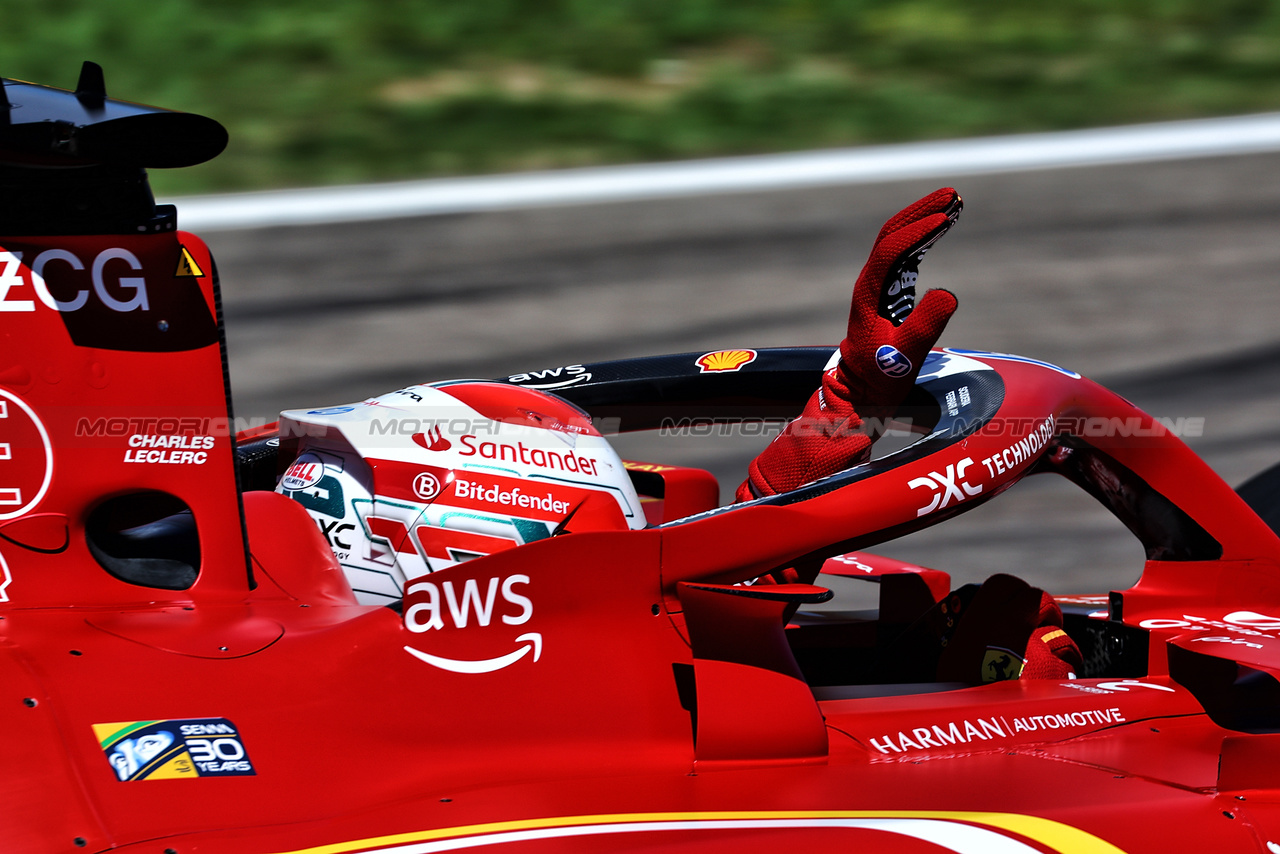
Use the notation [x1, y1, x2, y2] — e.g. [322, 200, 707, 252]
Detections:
[736, 188, 962, 501]
[1021, 593, 1084, 679]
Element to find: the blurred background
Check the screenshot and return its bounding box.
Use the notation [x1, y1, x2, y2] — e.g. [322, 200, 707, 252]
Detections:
[9, 1, 1280, 195]
[7, 1, 1280, 592]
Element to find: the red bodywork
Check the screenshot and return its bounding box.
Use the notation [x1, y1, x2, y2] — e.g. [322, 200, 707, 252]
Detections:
[4, 203, 1280, 854]
[0, 87, 1274, 850]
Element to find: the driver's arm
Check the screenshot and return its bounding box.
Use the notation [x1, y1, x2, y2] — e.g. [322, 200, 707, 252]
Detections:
[736, 188, 962, 501]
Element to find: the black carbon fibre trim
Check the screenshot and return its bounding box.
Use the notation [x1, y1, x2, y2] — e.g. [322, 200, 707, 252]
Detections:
[501, 347, 836, 430]
[749, 364, 1005, 507]
[495, 348, 1007, 540]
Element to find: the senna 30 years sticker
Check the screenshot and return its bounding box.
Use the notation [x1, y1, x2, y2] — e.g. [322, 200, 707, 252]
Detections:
[93, 717, 255, 781]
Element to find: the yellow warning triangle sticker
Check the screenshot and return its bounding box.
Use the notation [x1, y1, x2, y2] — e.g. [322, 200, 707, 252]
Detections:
[176, 246, 205, 278]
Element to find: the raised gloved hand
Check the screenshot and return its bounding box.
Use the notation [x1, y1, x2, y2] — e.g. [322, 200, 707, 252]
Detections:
[736, 188, 962, 501]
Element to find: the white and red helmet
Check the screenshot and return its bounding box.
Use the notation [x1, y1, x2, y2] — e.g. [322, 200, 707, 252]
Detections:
[275, 381, 643, 605]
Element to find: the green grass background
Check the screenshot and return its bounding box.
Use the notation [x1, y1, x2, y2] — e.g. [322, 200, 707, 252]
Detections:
[7, 0, 1280, 195]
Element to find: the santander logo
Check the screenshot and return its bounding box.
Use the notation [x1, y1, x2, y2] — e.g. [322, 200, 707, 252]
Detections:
[412, 425, 451, 452]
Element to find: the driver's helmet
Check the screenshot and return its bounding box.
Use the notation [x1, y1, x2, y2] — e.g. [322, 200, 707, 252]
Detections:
[275, 380, 644, 605]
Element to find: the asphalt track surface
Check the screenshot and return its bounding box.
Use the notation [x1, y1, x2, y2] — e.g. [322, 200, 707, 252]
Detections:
[205, 152, 1280, 596]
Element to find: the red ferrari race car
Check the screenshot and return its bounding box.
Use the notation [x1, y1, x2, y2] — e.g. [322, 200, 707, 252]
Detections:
[4, 64, 1280, 854]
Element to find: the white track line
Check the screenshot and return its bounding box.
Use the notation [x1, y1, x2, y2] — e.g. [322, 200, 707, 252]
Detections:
[167, 111, 1280, 231]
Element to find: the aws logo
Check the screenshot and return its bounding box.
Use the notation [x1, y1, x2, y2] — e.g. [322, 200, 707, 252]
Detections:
[403, 573, 541, 674]
[508, 364, 592, 390]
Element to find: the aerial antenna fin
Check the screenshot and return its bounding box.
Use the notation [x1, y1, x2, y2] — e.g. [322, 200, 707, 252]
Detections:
[74, 60, 106, 109]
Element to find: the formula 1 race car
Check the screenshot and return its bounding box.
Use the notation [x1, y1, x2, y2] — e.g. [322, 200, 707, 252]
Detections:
[5, 64, 1280, 854]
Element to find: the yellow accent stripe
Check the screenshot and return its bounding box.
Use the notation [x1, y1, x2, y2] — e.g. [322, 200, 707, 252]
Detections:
[144, 752, 199, 780]
[1039, 629, 1068, 643]
[92, 720, 159, 747]
[268, 810, 1128, 854]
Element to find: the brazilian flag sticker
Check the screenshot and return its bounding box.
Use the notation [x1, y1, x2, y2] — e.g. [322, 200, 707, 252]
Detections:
[94, 718, 255, 781]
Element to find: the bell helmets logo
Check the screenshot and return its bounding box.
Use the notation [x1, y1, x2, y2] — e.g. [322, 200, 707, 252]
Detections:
[696, 349, 757, 373]
[280, 453, 325, 491]
[875, 345, 912, 378]
[411, 425, 451, 452]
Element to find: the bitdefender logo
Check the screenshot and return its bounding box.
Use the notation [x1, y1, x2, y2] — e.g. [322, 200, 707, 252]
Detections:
[413, 471, 443, 500]
[280, 453, 325, 491]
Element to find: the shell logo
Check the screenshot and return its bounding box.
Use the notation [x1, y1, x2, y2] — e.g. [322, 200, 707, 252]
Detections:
[696, 349, 757, 373]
